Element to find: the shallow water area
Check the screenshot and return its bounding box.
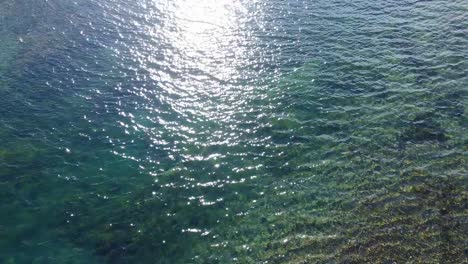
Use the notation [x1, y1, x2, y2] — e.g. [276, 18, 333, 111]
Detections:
[0, 0, 467, 263]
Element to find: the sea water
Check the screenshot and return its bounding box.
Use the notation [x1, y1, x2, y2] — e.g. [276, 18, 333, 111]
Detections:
[0, 0, 467, 263]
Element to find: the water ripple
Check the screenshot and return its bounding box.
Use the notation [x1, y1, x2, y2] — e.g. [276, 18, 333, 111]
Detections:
[0, 0, 467, 263]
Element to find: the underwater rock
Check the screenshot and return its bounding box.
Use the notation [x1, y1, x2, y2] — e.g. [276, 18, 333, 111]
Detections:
[399, 112, 447, 146]
[435, 91, 466, 118]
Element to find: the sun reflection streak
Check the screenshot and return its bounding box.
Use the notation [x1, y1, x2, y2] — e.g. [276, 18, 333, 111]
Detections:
[129, 0, 267, 164]
[153, 0, 252, 93]
[101, 0, 272, 174]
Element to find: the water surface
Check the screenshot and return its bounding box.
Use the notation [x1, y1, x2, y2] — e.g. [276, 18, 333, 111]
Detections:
[0, 0, 467, 263]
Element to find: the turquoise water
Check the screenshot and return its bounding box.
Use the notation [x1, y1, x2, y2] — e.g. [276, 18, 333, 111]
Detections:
[1, 0, 467, 263]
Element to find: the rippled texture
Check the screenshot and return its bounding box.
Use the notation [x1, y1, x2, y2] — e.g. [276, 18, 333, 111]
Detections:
[0, 0, 467, 263]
